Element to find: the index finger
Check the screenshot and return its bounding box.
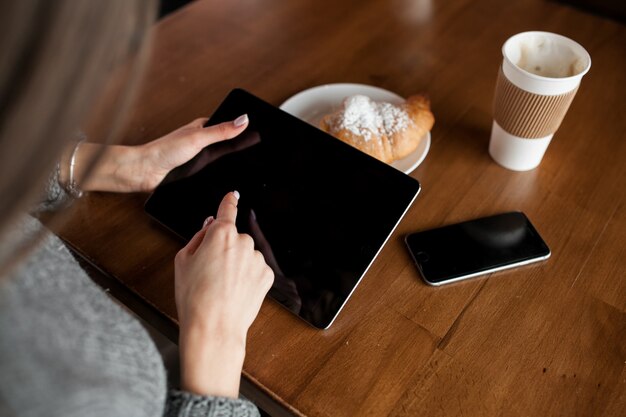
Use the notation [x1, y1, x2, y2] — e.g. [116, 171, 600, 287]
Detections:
[215, 191, 240, 224]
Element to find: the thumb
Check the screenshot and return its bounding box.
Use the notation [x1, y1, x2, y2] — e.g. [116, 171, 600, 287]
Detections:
[198, 114, 249, 148]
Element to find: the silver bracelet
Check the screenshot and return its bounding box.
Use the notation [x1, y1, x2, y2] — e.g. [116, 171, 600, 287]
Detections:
[66, 139, 85, 198]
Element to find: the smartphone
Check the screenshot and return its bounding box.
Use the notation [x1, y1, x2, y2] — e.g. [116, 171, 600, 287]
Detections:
[405, 212, 550, 286]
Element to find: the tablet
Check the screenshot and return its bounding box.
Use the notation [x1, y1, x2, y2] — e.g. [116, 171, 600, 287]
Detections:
[145, 89, 421, 328]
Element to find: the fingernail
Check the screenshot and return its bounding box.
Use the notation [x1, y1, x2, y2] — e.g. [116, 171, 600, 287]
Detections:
[203, 216, 214, 228]
[233, 190, 240, 200]
[233, 114, 248, 127]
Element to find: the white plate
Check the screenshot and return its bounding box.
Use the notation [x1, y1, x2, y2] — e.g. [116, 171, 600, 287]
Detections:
[280, 83, 431, 174]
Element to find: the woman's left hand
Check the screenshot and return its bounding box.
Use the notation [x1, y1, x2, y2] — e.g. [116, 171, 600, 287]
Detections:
[68, 114, 249, 193]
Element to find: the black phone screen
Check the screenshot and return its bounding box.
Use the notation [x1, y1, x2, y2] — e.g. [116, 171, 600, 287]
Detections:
[405, 212, 550, 285]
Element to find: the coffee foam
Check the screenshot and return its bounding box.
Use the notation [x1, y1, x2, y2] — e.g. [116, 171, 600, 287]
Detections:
[504, 32, 589, 80]
[516, 36, 585, 77]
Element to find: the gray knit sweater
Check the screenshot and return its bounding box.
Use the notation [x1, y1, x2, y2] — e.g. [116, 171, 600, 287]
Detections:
[0, 179, 259, 417]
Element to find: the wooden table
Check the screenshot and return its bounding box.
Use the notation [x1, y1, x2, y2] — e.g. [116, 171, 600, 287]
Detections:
[50, 0, 626, 415]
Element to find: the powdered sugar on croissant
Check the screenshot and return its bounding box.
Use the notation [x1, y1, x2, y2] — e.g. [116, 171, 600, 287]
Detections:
[320, 94, 434, 164]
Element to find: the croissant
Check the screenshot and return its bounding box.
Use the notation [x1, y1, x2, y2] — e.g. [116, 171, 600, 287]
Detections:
[320, 94, 434, 164]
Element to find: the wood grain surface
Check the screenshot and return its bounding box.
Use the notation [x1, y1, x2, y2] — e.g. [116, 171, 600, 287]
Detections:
[45, 0, 626, 415]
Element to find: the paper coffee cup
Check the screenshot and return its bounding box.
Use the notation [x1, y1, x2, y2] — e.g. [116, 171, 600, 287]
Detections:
[489, 31, 591, 171]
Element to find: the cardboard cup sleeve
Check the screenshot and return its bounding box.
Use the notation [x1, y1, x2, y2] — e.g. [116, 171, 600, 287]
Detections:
[493, 67, 578, 139]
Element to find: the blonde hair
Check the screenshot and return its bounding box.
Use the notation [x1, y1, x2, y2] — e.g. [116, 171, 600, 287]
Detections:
[0, 0, 156, 272]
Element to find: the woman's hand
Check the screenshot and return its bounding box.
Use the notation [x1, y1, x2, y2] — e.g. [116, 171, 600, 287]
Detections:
[174, 191, 274, 398]
[65, 115, 249, 193]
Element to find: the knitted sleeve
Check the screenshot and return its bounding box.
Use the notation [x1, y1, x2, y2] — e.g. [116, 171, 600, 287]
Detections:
[32, 163, 72, 213]
[164, 390, 260, 417]
[33, 131, 87, 213]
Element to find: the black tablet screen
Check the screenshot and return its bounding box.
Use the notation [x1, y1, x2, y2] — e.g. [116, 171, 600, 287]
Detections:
[145, 89, 420, 328]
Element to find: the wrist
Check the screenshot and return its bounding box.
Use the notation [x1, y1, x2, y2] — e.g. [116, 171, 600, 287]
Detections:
[179, 322, 247, 398]
[76, 144, 140, 193]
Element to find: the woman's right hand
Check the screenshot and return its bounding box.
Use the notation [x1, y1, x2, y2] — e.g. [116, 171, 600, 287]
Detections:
[174, 191, 274, 398]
